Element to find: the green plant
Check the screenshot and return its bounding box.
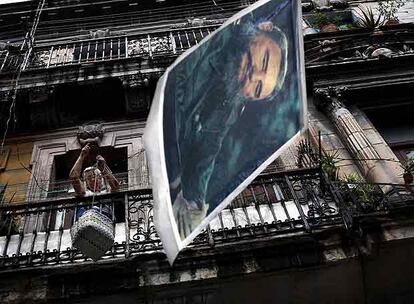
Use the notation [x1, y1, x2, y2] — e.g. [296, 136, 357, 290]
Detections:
[343, 173, 375, 203]
[333, 15, 343, 26]
[377, 0, 407, 21]
[296, 139, 318, 168]
[321, 150, 340, 181]
[311, 12, 330, 29]
[355, 5, 384, 28]
[400, 158, 414, 183]
[401, 157, 414, 175]
[310, 12, 346, 31]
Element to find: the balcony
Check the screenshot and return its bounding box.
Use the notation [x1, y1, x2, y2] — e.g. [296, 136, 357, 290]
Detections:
[0, 168, 345, 270]
[0, 25, 221, 74]
[1, 166, 414, 272]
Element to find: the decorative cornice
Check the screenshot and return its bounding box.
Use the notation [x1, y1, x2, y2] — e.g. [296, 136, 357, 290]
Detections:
[77, 122, 105, 147]
[3, 119, 146, 145]
[121, 72, 147, 88]
[305, 26, 414, 65]
[0, 90, 11, 102]
[0, 56, 167, 92]
[170, 18, 224, 29]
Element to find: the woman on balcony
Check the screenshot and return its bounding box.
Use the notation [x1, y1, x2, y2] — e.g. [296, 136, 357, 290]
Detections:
[69, 143, 120, 260]
[69, 143, 119, 217]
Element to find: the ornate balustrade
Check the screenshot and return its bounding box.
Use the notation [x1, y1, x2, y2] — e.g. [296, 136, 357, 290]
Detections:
[0, 25, 220, 73]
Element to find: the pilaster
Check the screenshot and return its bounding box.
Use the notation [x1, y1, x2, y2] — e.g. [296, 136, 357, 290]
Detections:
[314, 86, 403, 185]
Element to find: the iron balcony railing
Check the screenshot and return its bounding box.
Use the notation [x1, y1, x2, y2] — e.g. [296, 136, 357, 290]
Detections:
[0, 168, 344, 270]
[0, 25, 221, 73]
[1, 171, 132, 205]
[331, 181, 414, 220]
[1, 167, 413, 271]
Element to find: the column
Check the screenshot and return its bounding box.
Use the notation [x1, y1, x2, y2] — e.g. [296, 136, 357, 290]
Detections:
[314, 87, 403, 185]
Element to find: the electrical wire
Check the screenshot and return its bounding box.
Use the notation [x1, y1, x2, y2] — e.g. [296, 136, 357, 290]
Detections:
[16, 145, 48, 192]
[212, 0, 224, 10]
[334, 157, 401, 163]
[0, 0, 46, 155]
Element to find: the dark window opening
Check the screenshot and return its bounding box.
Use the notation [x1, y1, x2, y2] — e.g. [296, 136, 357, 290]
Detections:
[53, 78, 126, 126]
[48, 146, 128, 229]
[27, 78, 126, 131]
[363, 102, 414, 166]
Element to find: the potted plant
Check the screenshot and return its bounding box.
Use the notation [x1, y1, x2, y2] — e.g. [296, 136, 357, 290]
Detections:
[340, 173, 377, 211]
[344, 173, 374, 200]
[377, 0, 407, 25]
[321, 150, 340, 181]
[355, 5, 384, 29]
[401, 158, 414, 184]
[311, 12, 339, 33]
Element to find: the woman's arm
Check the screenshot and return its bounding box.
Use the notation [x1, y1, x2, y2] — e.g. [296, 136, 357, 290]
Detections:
[96, 155, 120, 192]
[69, 145, 90, 196]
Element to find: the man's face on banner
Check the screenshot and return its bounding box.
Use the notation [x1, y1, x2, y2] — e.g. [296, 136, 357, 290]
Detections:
[237, 33, 282, 100]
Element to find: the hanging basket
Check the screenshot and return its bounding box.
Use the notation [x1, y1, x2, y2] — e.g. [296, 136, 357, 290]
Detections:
[71, 208, 114, 261]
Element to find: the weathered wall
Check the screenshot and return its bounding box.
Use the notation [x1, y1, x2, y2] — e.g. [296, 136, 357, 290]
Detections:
[0, 142, 33, 203]
[2, 219, 414, 304]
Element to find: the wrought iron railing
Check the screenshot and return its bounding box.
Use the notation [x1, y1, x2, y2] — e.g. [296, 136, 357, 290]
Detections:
[0, 25, 221, 73]
[0, 49, 23, 73]
[0, 168, 344, 270]
[2, 172, 132, 204]
[1, 166, 413, 270]
[331, 181, 414, 219]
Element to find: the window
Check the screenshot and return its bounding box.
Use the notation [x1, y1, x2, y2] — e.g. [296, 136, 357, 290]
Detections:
[363, 102, 414, 165]
[28, 78, 126, 131]
[24, 120, 146, 233]
[393, 145, 414, 164]
[51, 146, 128, 197]
[47, 146, 128, 229]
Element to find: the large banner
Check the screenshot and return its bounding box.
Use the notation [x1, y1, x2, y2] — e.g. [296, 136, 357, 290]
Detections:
[144, 0, 307, 264]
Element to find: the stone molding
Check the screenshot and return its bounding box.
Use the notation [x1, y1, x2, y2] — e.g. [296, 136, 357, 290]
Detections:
[26, 120, 147, 200]
[23, 120, 148, 232]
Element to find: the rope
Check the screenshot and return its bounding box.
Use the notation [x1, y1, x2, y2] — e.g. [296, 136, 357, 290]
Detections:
[91, 168, 98, 205]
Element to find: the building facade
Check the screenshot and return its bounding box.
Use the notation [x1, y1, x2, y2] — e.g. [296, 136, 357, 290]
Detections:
[1, 0, 414, 303]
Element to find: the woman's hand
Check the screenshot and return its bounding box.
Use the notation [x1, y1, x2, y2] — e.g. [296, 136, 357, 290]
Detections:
[80, 144, 91, 160]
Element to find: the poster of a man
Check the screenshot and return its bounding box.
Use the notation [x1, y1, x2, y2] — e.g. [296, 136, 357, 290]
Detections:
[144, 0, 306, 263]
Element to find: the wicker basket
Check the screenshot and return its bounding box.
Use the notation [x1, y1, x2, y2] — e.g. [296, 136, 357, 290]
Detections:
[70, 208, 114, 261]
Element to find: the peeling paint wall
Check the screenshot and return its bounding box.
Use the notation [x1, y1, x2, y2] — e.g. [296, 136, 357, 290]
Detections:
[0, 142, 33, 203]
